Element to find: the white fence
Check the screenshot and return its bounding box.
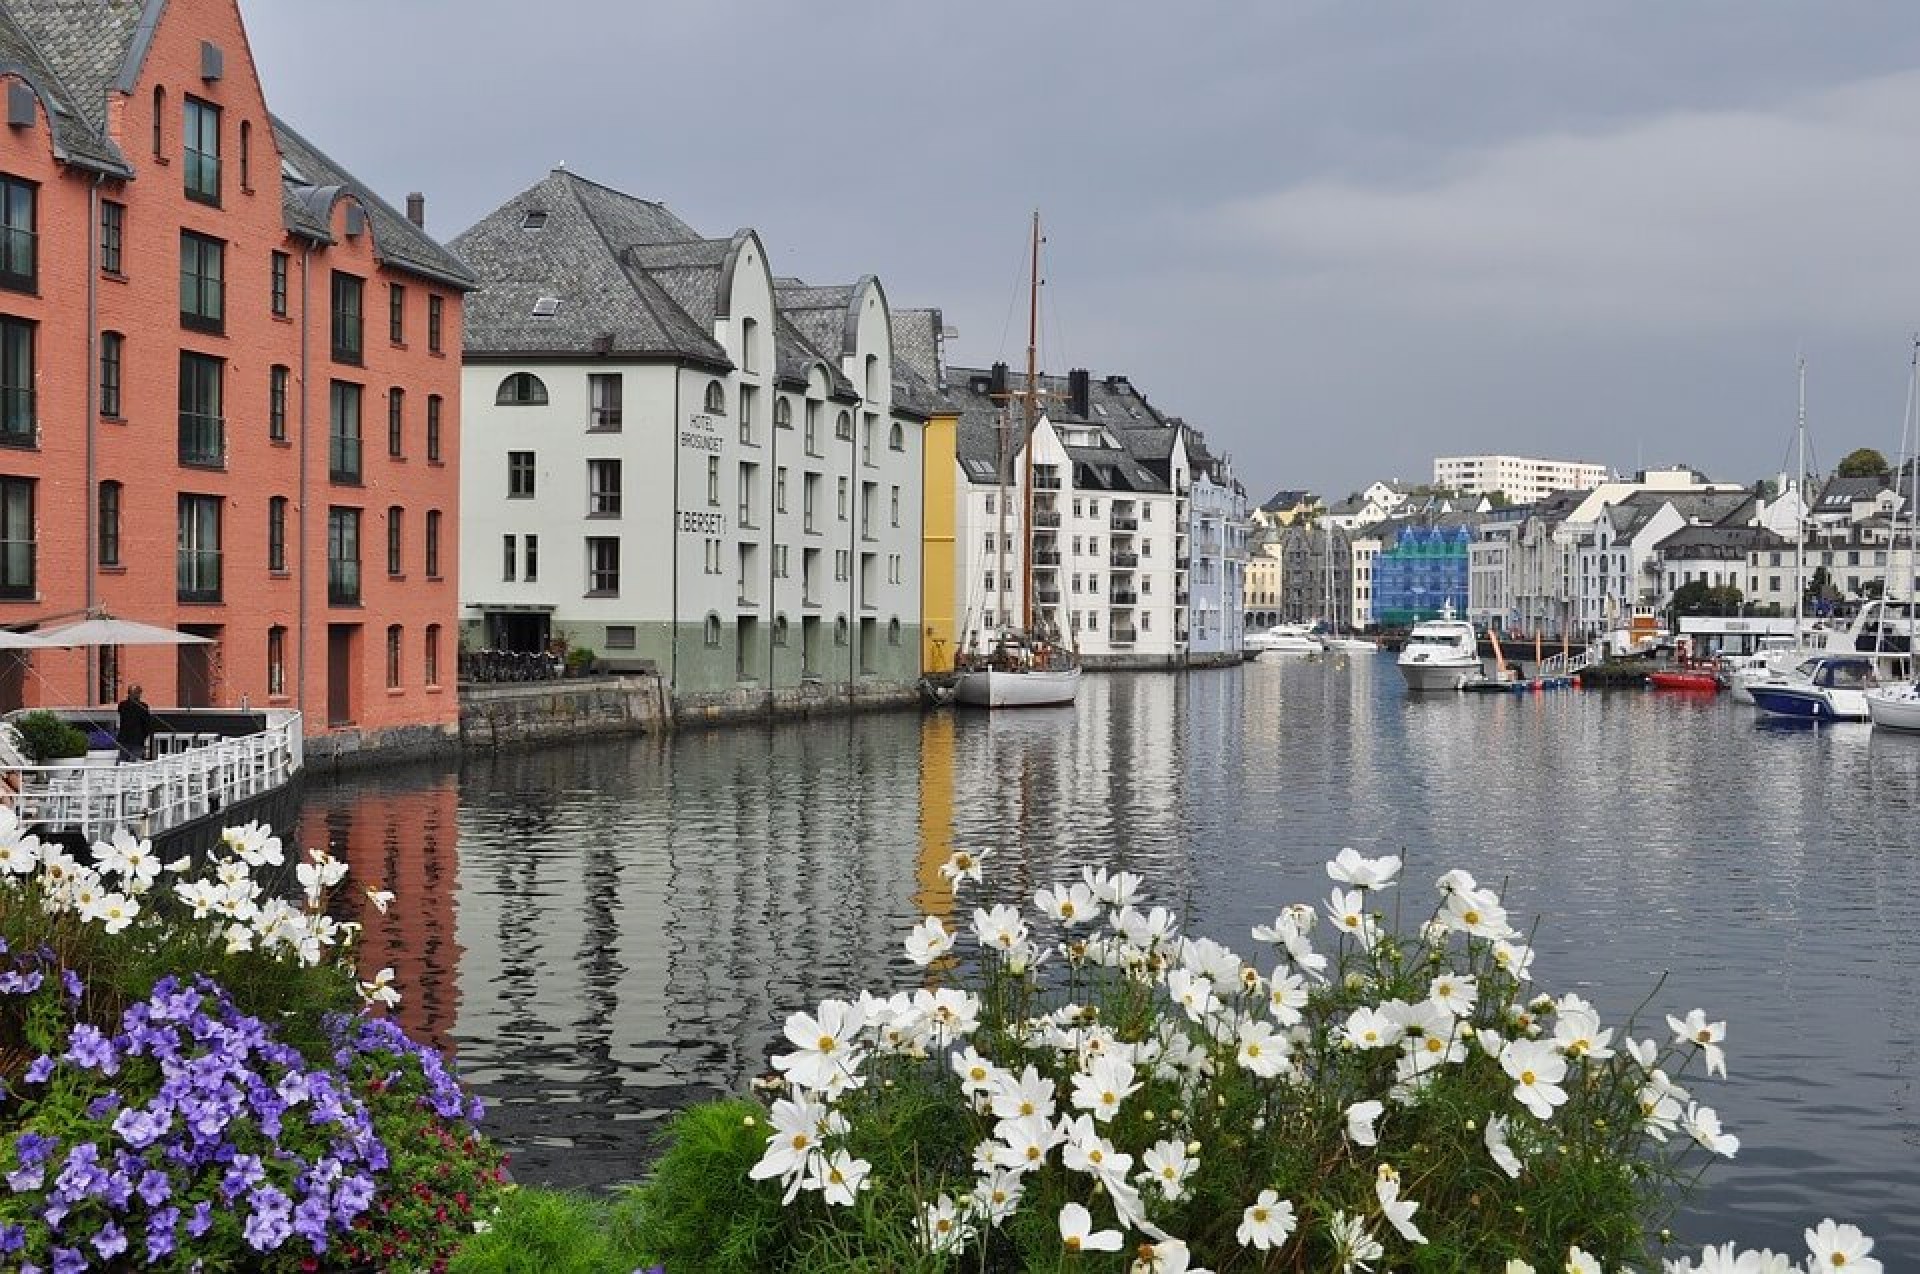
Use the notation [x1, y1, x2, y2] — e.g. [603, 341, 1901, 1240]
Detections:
[7, 710, 303, 844]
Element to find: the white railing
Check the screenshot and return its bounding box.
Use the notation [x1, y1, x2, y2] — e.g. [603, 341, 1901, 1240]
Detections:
[1537, 645, 1604, 678]
[7, 710, 303, 844]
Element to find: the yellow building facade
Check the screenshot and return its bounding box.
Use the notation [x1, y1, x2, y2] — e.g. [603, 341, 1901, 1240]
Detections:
[920, 406, 961, 672]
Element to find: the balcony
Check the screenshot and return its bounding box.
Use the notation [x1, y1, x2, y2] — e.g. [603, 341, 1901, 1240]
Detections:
[1110, 590, 1139, 606]
[179, 414, 225, 468]
[1034, 511, 1062, 528]
[1034, 549, 1062, 566]
[1110, 626, 1139, 645]
[1110, 551, 1139, 569]
[1035, 473, 1061, 490]
[328, 434, 362, 483]
[1036, 588, 1062, 604]
[177, 551, 221, 604]
[1175, 553, 1191, 569]
[1110, 513, 1138, 531]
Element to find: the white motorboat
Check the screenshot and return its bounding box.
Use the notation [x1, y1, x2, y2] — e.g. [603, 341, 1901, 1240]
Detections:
[1747, 656, 1875, 722]
[1320, 634, 1380, 653]
[1247, 623, 1321, 656]
[1397, 614, 1482, 692]
[1866, 681, 1920, 731]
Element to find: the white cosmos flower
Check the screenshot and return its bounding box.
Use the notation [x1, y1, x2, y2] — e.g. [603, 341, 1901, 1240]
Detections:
[1235, 1019, 1292, 1078]
[1428, 973, 1478, 1017]
[1328, 1209, 1385, 1272]
[1626, 1036, 1660, 1070]
[1327, 847, 1402, 890]
[1638, 1077, 1684, 1142]
[1666, 1008, 1728, 1078]
[1485, 1113, 1524, 1178]
[1346, 1100, 1384, 1147]
[1683, 1101, 1740, 1158]
[1500, 1039, 1569, 1120]
[1326, 888, 1379, 948]
[771, 998, 866, 1092]
[1116, 903, 1177, 949]
[1035, 881, 1100, 926]
[1492, 939, 1536, 982]
[1343, 1004, 1404, 1051]
[1058, 1201, 1123, 1253]
[95, 891, 139, 934]
[1138, 1138, 1197, 1201]
[918, 1193, 974, 1255]
[1553, 1005, 1615, 1061]
[1267, 968, 1309, 1025]
[950, 1046, 1001, 1096]
[969, 1167, 1024, 1223]
[1686, 1242, 1795, 1273]
[1373, 1164, 1427, 1244]
[749, 1094, 836, 1201]
[1565, 1249, 1602, 1274]
[904, 916, 955, 966]
[1082, 865, 1142, 908]
[1164, 968, 1220, 1024]
[1060, 1114, 1134, 1191]
[972, 904, 1029, 954]
[357, 966, 401, 1009]
[363, 886, 395, 914]
[221, 821, 285, 867]
[1435, 867, 1479, 895]
[939, 848, 989, 886]
[914, 987, 981, 1046]
[1441, 887, 1511, 939]
[988, 1064, 1056, 1122]
[1070, 1054, 1141, 1122]
[0, 829, 40, 876]
[1804, 1220, 1882, 1274]
[802, 1149, 870, 1207]
[990, 1112, 1064, 1173]
[1236, 1188, 1296, 1250]
[1129, 1236, 1209, 1274]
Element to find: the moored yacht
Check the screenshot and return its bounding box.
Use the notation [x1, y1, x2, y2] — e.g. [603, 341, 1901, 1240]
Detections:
[1747, 656, 1875, 722]
[1246, 623, 1321, 656]
[1397, 612, 1482, 692]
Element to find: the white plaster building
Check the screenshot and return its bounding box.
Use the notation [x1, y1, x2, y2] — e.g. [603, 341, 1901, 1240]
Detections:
[1434, 454, 1609, 503]
[453, 170, 927, 709]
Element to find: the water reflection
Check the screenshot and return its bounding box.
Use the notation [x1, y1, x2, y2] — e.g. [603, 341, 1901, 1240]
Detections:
[293, 658, 1918, 1260]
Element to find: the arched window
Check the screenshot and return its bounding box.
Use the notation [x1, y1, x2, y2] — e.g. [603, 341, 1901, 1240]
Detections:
[888, 422, 904, 451]
[865, 353, 880, 401]
[703, 381, 725, 414]
[495, 372, 549, 406]
[772, 615, 789, 647]
[741, 317, 759, 374]
[835, 410, 852, 441]
[152, 86, 165, 158]
[385, 624, 403, 689]
[704, 613, 722, 647]
[424, 624, 441, 687]
[773, 398, 792, 430]
[888, 618, 901, 646]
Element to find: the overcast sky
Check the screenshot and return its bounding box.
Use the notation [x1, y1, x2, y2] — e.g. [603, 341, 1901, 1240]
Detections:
[245, 2, 1920, 503]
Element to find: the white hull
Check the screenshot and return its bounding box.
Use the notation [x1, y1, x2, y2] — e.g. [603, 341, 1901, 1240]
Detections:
[954, 666, 1081, 709]
[1397, 658, 1481, 692]
[1255, 638, 1321, 657]
[1867, 686, 1920, 731]
[1322, 636, 1379, 653]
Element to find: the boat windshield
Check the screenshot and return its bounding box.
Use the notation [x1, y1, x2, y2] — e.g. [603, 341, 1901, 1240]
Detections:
[1820, 662, 1871, 689]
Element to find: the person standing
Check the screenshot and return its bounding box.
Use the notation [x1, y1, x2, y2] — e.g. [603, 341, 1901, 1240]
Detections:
[116, 684, 158, 762]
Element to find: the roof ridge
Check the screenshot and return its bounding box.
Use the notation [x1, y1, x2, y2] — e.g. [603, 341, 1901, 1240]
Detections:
[565, 176, 715, 363]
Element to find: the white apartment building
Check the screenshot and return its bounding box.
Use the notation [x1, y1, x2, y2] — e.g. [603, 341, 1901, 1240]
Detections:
[454, 170, 926, 707]
[1434, 454, 1609, 503]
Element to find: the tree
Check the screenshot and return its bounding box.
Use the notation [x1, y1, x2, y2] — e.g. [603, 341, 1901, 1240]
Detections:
[1805, 566, 1842, 614]
[1836, 447, 1890, 478]
[1667, 580, 1744, 631]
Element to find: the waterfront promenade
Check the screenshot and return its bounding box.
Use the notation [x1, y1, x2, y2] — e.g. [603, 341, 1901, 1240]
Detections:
[301, 657, 1918, 1261]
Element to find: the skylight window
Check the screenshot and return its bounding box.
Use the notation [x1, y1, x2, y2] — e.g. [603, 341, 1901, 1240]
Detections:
[531, 296, 562, 318]
[522, 210, 549, 230]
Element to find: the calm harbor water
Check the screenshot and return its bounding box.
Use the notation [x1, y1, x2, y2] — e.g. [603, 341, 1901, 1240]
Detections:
[297, 656, 1919, 1260]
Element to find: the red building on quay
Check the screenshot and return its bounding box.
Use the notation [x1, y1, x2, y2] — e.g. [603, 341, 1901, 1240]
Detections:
[0, 0, 474, 762]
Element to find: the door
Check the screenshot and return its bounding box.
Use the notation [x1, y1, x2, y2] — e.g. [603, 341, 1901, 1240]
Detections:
[176, 627, 220, 708]
[327, 624, 357, 727]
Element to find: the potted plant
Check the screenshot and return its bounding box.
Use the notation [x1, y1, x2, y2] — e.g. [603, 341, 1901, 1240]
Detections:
[11, 709, 92, 765]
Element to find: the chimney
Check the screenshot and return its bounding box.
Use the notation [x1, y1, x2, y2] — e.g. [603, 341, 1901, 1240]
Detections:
[1068, 368, 1090, 419]
[405, 192, 426, 229]
[989, 361, 1009, 401]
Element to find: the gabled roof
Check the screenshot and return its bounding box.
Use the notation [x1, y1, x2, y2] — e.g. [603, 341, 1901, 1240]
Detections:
[889, 309, 951, 418]
[0, 0, 149, 176]
[1815, 473, 1891, 510]
[1653, 523, 1787, 557]
[1260, 488, 1318, 512]
[271, 117, 475, 291]
[947, 365, 1179, 490]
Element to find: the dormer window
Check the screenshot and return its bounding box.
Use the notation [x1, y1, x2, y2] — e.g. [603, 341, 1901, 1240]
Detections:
[521, 210, 548, 231]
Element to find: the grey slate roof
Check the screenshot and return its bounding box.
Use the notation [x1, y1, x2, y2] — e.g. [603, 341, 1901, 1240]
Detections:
[1654, 524, 1787, 558]
[1260, 489, 1317, 512]
[0, 0, 143, 174]
[1815, 473, 1892, 511]
[270, 117, 475, 290]
[947, 364, 1176, 491]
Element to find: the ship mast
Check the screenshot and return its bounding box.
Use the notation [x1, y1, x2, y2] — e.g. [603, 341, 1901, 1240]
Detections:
[1022, 210, 1041, 636]
[1795, 357, 1806, 640]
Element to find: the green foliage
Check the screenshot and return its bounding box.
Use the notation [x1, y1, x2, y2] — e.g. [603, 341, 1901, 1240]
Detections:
[10, 710, 89, 763]
[447, 1187, 654, 1274]
[565, 645, 597, 674]
[622, 1099, 789, 1274]
[1835, 447, 1890, 478]
[1668, 580, 1744, 627]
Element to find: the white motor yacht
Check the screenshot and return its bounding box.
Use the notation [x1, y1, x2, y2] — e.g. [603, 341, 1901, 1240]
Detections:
[1246, 624, 1321, 656]
[1397, 615, 1482, 691]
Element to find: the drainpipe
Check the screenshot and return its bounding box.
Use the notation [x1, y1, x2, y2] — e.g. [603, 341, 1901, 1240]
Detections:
[669, 371, 680, 692]
[766, 387, 777, 692]
[84, 175, 103, 700]
[296, 246, 312, 719]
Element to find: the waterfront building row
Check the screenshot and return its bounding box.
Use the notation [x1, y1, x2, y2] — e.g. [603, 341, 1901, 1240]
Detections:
[0, 0, 470, 755]
[1433, 453, 1608, 504]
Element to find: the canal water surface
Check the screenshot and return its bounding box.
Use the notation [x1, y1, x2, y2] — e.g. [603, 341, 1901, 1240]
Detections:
[297, 656, 1919, 1260]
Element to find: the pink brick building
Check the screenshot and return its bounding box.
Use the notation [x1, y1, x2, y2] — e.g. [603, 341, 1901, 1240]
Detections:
[0, 0, 473, 755]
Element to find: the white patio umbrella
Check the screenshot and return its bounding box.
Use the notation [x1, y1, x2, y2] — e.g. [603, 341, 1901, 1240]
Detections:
[36, 617, 213, 647]
[0, 629, 56, 649]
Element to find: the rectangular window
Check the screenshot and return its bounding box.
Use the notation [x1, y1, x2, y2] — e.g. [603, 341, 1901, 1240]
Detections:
[503, 534, 517, 581]
[427, 295, 444, 353]
[589, 458, 622, 516]
[99, 199, 124, 276]
[388, 283, 406, 345]
[328, 507, 361, 604]
[270, 251, 288, 317]
[605, 625, 636, 650]
[177, 494, 221, 601]
[183, 97, 221, 204]
[587, 536, 620, 595]
[269, 366, 288, 441]
[836, 550, 850, 581]
[776, 467, 788, 513]
[524, 534, 539, 581]
[387, 388, 404, 457]
[386, 626, 402, 689]
[838, 477, 848, 520]
[99, 331, 123, 418]
[804, 475, 817, 531]
[97, 481, 120, 567]
[425, 510, 442, 578]
[179, 232, 224, 333]
[737, 463, 756, 528]
[589, 373, 623, 430]
[805, 402, 819, 456]
[707, 456, 720, 506]
[386, 507, 403, 576]
[0, 476, 29, 598]
[177, 352, 224, 466]
[508, 450, 536, 498]
[891, 485, 900, 527]
[268, 496, 287, 572]
[739, 385, 756, 445]
[426, 395, 443, 462]
[0, 176, 36, 293]
[330, 271, 363, 363]
[267, 627, 286, 697]
[328, 381, 362, 482]
[424, 625, 441, 687]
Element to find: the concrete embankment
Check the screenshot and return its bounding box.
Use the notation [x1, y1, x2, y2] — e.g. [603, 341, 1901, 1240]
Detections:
[458, 675, 673, 750]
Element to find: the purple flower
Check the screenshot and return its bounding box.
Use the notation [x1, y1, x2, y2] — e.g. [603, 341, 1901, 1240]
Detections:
[61, 969, 83, 1002]
[111, 1106, 169, 1151]
[0, 1222, 22, 1253]
[145, 1207, 178, 1262]
[187, 1200, 213, 1237]
[135, 1169, 170, 1208]
[22, 1055, 53, 1084]
[0, 969, 43, 995]
[51, 1247, 84, 1274]
[15, 1133, 58, 1168]
[63, 1024, 118, 1076]
[91, 1220, 128, 1260]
